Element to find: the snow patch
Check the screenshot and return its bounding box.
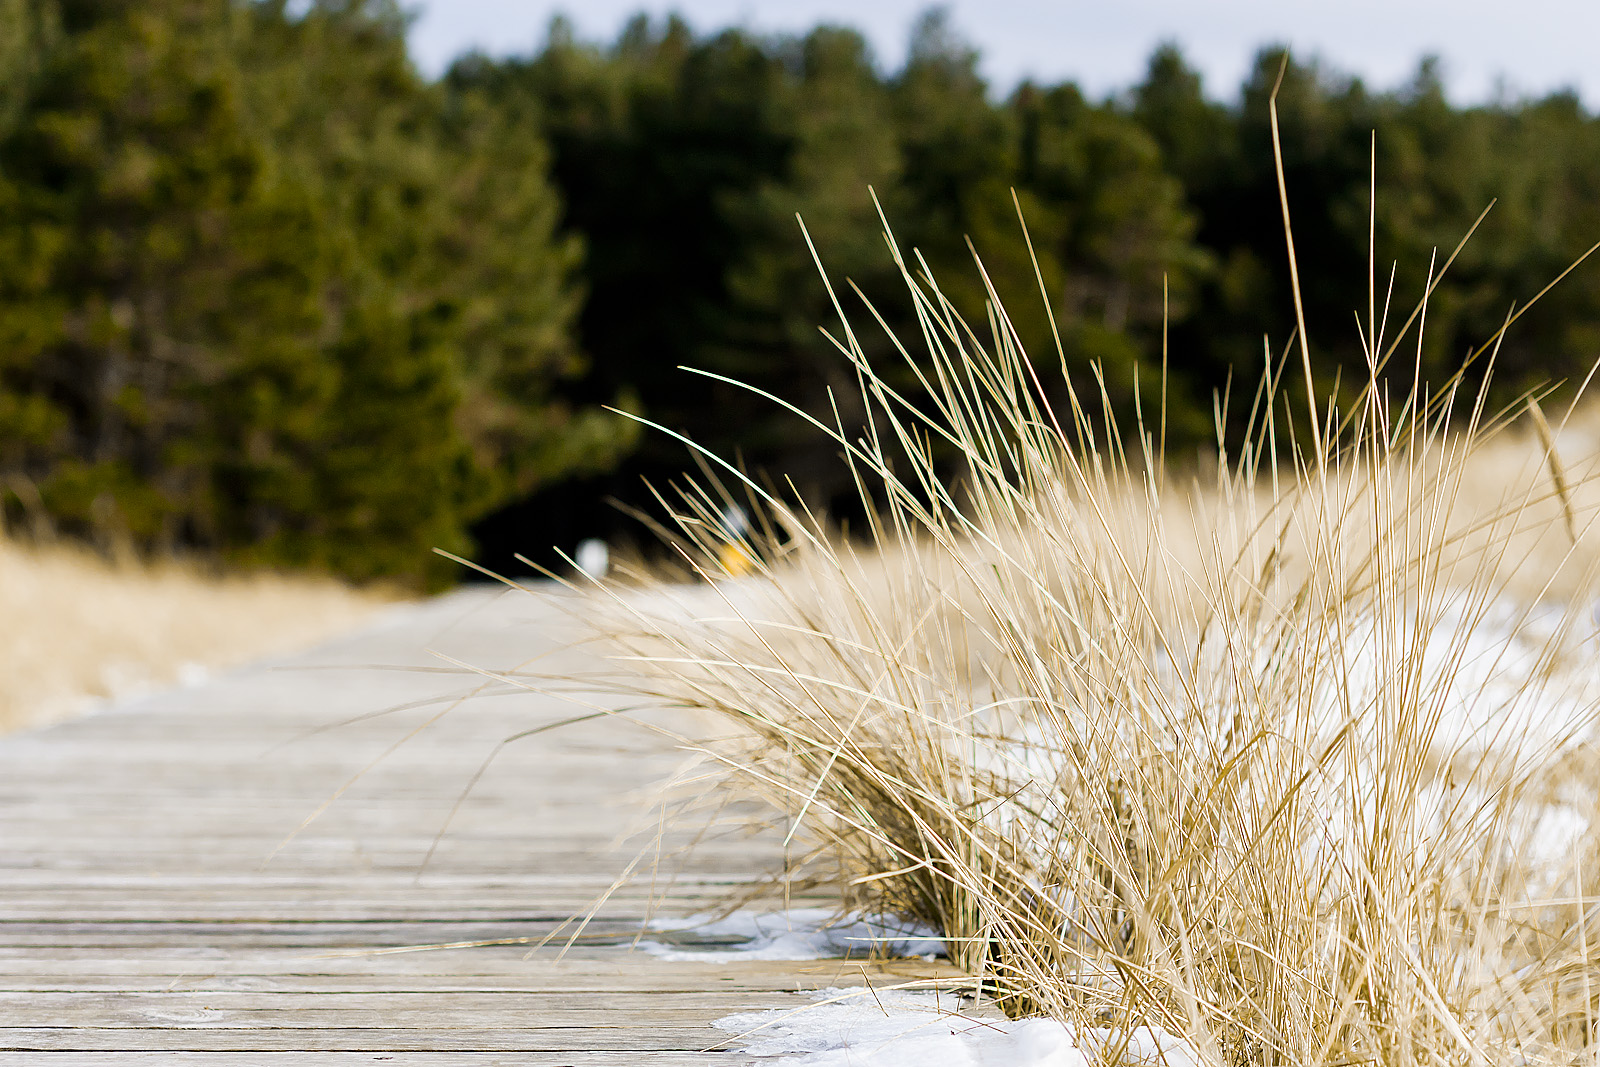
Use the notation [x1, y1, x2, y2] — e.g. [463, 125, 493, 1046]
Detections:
[716, 987, 1201, 1067]
[637, 908, 945, 962]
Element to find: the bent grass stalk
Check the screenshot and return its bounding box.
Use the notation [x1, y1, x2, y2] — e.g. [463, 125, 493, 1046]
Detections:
[582, 127, 1600, 1067]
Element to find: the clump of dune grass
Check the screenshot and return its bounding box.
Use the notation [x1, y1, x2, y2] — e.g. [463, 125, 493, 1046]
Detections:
[0, 535, 397, 732]
[586, 93, 1600, 1067]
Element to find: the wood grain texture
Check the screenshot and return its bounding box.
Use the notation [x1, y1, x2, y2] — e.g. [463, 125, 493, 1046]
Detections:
[0, 1056, 734, 1066]
[0, 586, 957, 1060]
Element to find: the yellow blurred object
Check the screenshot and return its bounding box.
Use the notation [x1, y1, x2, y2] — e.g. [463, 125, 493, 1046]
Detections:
[717, 542, 756, 577]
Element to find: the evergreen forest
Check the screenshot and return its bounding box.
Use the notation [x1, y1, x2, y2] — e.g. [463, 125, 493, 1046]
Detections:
[4, 0, 1600, 585]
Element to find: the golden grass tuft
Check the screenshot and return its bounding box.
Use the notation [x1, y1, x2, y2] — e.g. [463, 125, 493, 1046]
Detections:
[0, 535, 397, 733]
[581, 124, 1600, 1064]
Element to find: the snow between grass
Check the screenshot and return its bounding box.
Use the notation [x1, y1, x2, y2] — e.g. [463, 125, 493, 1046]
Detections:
[717, 987, 1200, 1067]
[639, 907, 945, 962]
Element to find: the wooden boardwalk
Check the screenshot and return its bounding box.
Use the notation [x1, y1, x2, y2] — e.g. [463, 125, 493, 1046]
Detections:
[0, 586, 946, 1064]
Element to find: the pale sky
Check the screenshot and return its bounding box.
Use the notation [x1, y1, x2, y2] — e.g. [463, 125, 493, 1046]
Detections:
[407, 1, 1597, 105]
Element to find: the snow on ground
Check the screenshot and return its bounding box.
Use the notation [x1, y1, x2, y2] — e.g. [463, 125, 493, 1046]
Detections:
[716, 987, 1200, 1067]
[638, 907, 945, 962]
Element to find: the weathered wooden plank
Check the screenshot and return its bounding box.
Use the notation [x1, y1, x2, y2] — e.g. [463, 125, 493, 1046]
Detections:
[0, 899, 737, 922]
[0, 988, 808, 1028]
[0, 963, 951, 993]
[0, 880, 731, 895]
[0, 986, 802, 1005]
[0, 920, 639, 946]
[0, 1027, 740, 1052]
[0, 1053, 741, 1065]
[0, 858, 693, 875]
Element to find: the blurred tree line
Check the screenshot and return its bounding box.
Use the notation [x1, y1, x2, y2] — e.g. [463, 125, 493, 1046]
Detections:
[3, 1, 1599, 585]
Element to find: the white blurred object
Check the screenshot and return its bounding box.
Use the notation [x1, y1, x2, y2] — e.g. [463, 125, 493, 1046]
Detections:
[575, 538, 609, 580]
[720, 504, 750, 538]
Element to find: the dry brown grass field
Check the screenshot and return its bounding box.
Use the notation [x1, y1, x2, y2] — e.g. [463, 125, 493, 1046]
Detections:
[0, 535, 397, 733]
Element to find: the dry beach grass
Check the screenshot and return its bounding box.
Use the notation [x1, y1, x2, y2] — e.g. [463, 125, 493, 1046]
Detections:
[0, 534, 395, 732]
[579, 102, 1600, 1066]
